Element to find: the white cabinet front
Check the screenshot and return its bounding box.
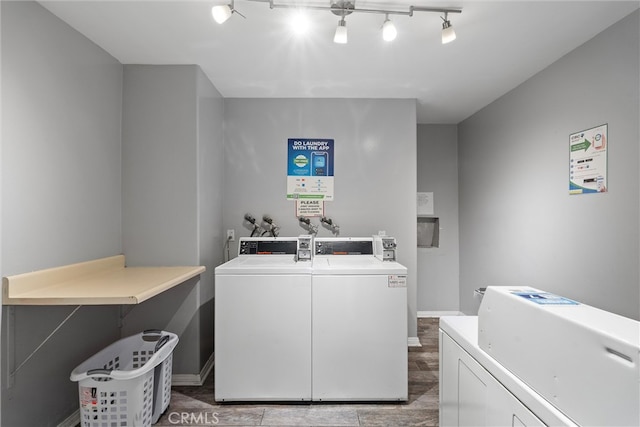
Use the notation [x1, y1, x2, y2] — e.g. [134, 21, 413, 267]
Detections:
[440, 329, 545, 427]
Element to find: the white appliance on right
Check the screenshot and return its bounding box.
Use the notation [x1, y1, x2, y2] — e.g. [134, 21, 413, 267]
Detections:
[440, 286, 640, 426]
[312, 236, 408, 401]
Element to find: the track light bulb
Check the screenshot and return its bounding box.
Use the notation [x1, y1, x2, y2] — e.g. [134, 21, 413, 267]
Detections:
[212, 4, 233, 24]
[290, 10, 310, 35]
[441, 15, 456, 44]
[334, 18, 348, 44]
[382, 16, 397, 42]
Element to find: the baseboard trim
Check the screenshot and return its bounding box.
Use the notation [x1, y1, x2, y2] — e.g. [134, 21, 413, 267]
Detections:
[172, 352, 214, 386]
[57, 409, 79, 427]
[408, 336, 421, 347]
[417, 310, 464, 318]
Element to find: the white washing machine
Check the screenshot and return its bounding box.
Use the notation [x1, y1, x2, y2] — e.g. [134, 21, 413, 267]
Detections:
[214, 236, 312, 402]
[311, 237, 408, 401]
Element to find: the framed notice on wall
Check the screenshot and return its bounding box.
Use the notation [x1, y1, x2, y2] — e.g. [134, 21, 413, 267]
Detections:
[569, 124, 607, 195]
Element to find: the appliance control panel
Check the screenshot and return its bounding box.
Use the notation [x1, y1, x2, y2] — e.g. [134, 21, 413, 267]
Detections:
[297, 235, 312, 261]
[374, 236, 397, 261]
[238, 238, 298, 255]
[314, 239, 374, 255]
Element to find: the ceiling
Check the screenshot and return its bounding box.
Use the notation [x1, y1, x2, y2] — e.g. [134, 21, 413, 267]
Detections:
[39, 0, 639, 124]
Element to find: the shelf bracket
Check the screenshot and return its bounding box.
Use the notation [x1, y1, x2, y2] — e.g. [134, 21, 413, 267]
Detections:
[7, 305, 82, 388]
[118, 304, 136, 328]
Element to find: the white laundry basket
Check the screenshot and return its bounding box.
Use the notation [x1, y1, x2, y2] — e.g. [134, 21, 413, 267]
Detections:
[70, 330, 178, 427]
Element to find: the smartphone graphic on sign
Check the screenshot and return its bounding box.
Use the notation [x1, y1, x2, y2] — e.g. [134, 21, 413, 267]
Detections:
[312, 152, 328, 176]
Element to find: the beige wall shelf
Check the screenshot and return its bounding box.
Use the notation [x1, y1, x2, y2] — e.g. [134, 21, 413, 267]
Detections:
[2, 255, 205, 305]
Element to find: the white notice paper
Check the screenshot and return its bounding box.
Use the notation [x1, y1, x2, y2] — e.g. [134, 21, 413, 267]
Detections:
[417, 192, 434, 215]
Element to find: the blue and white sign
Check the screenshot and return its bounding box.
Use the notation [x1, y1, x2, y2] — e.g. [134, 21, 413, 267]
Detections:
[287, 138, 334, 200]
[511, 291, 579, 305]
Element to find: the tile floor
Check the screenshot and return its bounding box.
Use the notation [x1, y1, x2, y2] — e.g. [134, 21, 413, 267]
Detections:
[157, 317, 440, 426]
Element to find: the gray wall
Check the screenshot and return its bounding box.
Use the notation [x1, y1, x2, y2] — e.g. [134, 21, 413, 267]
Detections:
[122, 65, 198, 267]
[121, 65, 224, 375]
[197, 69, 225, 366]
[222, 98, 419, 339]
[458, 10, 640, 319]
[1, 1, 123, 425]
[1, 4, 225, 424]
[416, 125, 460, 313]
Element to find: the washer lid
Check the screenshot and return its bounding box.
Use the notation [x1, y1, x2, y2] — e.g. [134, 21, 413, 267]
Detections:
[312, 256, 407, 275]
[215, 255, 312, 274]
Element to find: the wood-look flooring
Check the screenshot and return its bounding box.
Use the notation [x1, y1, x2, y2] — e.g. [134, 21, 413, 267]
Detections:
[157, 317, 439, 426]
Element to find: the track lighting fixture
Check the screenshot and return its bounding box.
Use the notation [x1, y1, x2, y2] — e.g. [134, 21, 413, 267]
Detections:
[211, 1, 461, 45]
[211, 4, 232, 23]
[334, 17, 348, 44]
[211, 1, 245, 24]
[331, 1, 351, 44]
[441, 12, 456, 44]
[290, 10, 310, 35]
[382, 14, 397, 42]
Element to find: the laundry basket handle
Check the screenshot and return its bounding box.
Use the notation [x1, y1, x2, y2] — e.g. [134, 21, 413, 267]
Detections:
[155, 335, 170, 353]
[86, 368, 113, 377]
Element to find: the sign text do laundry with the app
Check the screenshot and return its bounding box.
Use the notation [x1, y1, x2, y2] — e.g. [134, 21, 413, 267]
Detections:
[290, 140, 332, 150]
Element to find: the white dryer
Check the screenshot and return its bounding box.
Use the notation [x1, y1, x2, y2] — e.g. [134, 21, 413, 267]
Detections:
[440, 316, 577, 427]
[440, 286, 640, 426]
[214, 236, 312, 402]
[311, 237, 408, 401]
